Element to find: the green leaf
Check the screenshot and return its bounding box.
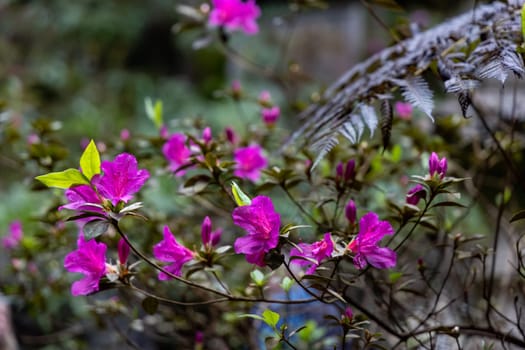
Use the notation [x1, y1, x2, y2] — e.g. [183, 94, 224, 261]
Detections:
[79, 140, 101, 181]
[280, 276, 294, 292]
[521, 3, 525, 41]
[83, 220, 109, 240]
[35, 168, 89, 189]
[430, 201, 466, 209]
[238, 313, 265, 322]
[231, 181, 251, 206]
[262, 309, 280, 328]
[510, 209, 525, 223]
[250, 270, 266, 286]
[388, 271, 403, 284]
[145, 98, 163, 129]
[142, 297, 159, 315]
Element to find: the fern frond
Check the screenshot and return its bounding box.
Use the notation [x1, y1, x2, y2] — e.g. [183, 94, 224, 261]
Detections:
[392, 76, 434, 121]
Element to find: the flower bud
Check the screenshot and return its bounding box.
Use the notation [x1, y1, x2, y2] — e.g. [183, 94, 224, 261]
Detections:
[345, 200, 357, 224]
[118, 238, 130, 265]
[202, 127, 212, 144]
[406, 184, 425, 205]
[261, 106, 280, 126]
[201, 216, 212, 246]
[429, 152, 447, 179]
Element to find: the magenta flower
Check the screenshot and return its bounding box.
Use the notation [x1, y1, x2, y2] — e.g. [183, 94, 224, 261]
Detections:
[60, 184, 104, 218]
[92, 153, 149, 207]
[347, 212, 396, 269]
[428, 152, 447, 179]
[2, 221, 23, 250]
[395, 101, 413, 119]
[163, 133, 192, 176]
[290, 233, 334, 274]
[120, 129, 130, 141]
[345, 200, 357, 224]
[234, 145, 267, 181]
[201, 216, 222, 247]
[233, 196, 280, 266]
[153, 226, 194, 280]
[64, 235, 107, 296]
[209, 0, 261, 35]
[406, 184, 426, 205]
[261, 106, 280, 126]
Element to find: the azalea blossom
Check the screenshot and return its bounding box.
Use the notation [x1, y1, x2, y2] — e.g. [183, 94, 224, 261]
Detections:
[64, 235, 107, 296]
[261, 106, 280, 126]
[2, 220, 23, 250]
[395, 101, 413, 119]
[209, 0, 261, 35]
[153, 226, 194, 280]
[406, 184, 426, 205]
[163, 133, 192, 176]
[92, 153, 150, 206]
[336, 160, 355, 183]
[290, 233, 334, 274]
[347, 212, 396, 269]
[60, 184, 105, 221]
[233, 196, 280, 266]
[428, 152, 447, 179]
[234, 145, 267, 181]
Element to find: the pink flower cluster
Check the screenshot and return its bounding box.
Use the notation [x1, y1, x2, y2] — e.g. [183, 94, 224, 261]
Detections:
[209, 0, 261, 35]
[2, 221, 23, 250]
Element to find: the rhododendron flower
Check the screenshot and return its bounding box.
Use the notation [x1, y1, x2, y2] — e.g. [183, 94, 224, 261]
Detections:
[290, 233, 334, 274]
[201, 216, 222, 247]
[163, 133, 192, 176]
[153, 226, 194, 280]
[92, 153, 149, 206]
[60, 184, 104, 216]
[233, 196, 280, 266]
[395, 101, 413, 119]
[2, 221, 23, 250]
[234, 145, 267, 181]
[406, 184, 426, 205]
[64, 235, 107, 296]
[348, 212, 396, 269]
[428, 152, 447, 179]
[345, 200, 357, 224]
[261, 106, 280, 125]
[209, 0, 261, 35]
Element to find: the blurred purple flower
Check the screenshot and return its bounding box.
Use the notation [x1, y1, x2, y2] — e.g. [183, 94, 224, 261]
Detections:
[261, 106, 280, 126]
[163, 133, 192, 176]
[406, 184, 426, 205]
[395, 102, 413, 119]
[233, 196, 280, 266]
[258, 90, 272, 106]
[202, 127, 212, 144]
[234, 145, 267, 181]
[201, 216, 222, 247]
[290, 233, 334, 274]
[120, 129, 130, 141]
[2, 221, 23, 250]
[64, 235, 107, 296]
[428, 152, 447, 179]
[209, 0, 261, 35]
[225, 126, 237, 144]
[348, 212, 396, 269]
[92, 153, 150, 206]
[153, 226, 194, 280]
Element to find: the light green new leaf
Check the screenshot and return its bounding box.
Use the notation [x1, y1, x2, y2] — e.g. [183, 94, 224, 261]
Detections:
[145, 97, 163, 129]
[35, 168, 89, 189]
[522, 3, 525, 41]
[79, 140, 101, 180]
[231, 181, 251, 206]
[262, 309, 280, 328]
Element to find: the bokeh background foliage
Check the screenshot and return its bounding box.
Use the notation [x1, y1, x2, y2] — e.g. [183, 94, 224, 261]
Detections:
[2, 0, 525, 349]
